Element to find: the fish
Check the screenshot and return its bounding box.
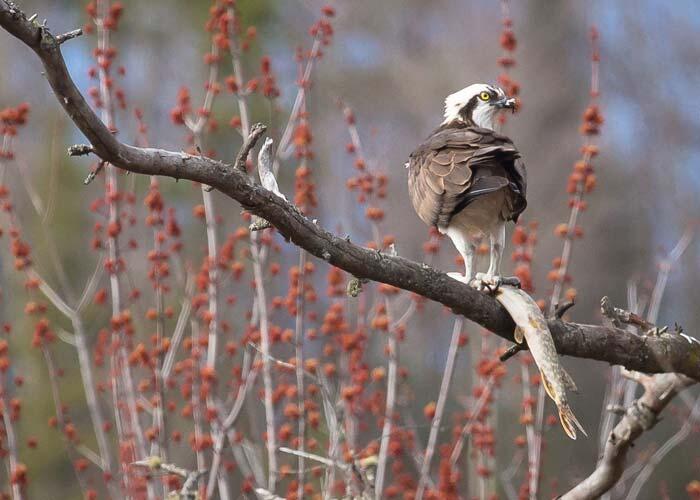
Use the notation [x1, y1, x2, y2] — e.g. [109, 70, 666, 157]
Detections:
[495, 286, 586, 440]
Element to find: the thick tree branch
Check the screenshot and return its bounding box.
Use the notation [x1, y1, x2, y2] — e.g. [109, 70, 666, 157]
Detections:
[2, 2, 700, 381]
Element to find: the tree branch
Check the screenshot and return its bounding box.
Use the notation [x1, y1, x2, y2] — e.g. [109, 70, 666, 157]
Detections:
[560, 372, 694, 499]
[2, 2, 700, 381]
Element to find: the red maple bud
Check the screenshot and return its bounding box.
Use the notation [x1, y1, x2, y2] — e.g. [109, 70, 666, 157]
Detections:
[584, 174, 597, 192]
[554, 223, 569, 238]
[424, 401, 437, 420]
[582, 144, 600, 157]
[304, 358, 319, 373]
[512, 226, 527, 245]
[200, 365, 217, 383]
[500, 30, 517, 51]
[687, 481, 700, 495]
[293, 123, 312, 147]
[170, 108, 185, 125]
[10, 463, 28, 486]
[371, 367, 386, 382]
[106, 221, 121, 237]
[192, 204, 206, 219]
[423, 240, 439, 254]
[261, 55, 271, 74]
[323, 363, 337, 377]
[458, 333, 469, 347]
[365, 206, 384, 221]
[547, 269, 562, 283]
[370, 315, 389, 331]
[85, 1, 97, 17]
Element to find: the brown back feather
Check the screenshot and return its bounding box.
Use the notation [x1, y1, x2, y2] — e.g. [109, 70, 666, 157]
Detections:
[407, 123, 527, 228]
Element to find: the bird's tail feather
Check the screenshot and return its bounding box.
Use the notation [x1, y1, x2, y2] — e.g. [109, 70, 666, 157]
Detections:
[558, 404, 587, 440]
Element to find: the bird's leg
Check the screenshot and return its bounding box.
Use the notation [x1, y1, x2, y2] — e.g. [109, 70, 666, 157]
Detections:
[474, 223, 520, 291]
[486, 224, 504, 277]
[444, 227, 477, 285]
[448, 241, 476, 284]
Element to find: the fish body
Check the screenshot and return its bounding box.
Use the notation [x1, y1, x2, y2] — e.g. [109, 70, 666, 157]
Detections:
[496, 286, 586, 439]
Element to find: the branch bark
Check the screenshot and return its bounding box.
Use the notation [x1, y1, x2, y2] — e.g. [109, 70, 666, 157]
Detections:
[2, 2, 700, 382]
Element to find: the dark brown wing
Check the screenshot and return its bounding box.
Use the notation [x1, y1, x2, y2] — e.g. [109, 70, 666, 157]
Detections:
[407, 124, 526, 228]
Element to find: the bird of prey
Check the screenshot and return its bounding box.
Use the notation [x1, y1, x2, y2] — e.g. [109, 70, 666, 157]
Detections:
[407, 83, 526, 289]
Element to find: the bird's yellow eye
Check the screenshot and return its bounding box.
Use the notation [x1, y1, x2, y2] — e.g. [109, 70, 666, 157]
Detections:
[479, 91, 491, 101]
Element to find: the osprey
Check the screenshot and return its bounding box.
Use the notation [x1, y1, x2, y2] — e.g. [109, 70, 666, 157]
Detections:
[407, 83, 526, 289]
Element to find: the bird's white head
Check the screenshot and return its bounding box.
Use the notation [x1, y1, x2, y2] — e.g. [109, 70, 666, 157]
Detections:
[442, 83, 516, 129]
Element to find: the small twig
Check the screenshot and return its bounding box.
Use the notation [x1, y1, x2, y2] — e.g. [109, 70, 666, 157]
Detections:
[499, 342, 526, 362]
[56, 28, 82, 44]
[68, 144, 94, 156]
[247, 342, 319, 383]
[1, 372, 25, 500]
[279, 447, 345, 470]
[203, 122, 266, 191]
[601, 296, 655, 331]
[83, 160, 105, 185]
[554, 299, 576, 319]
[132, 457, 206, 498]
[250, 240, 278, 490]
[415, 318, 463, 500]
[449, 375, 496, 468]
[235, 122, 266, 173]
[374, 300, 399, 498]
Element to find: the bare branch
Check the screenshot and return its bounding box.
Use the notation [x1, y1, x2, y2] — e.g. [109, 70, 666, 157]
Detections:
[560, 373, 694, 499]
[83, 160, 105, 185]
[561, 291, 696, 499]
[235, 122, 266, 174]
[415, 318, 463, 499]
[55, 28, 82, 44]
[374, 309, 399, 498]
[132, 457, 206, 499]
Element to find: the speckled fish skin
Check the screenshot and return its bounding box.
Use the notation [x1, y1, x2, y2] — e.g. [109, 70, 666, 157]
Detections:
[497, 286, 586, 440]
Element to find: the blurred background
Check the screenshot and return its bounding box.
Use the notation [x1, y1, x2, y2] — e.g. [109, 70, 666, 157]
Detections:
[1, 0, 699, 498]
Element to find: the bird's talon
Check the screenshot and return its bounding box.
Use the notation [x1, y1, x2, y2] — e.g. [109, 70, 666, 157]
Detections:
[501, 276, 521, 288]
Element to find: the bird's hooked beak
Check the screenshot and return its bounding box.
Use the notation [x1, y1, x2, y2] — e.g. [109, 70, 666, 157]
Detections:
[494, 97, 517, 112]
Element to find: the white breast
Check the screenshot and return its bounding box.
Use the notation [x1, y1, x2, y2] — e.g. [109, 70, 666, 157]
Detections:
[439, 190, 507, 237]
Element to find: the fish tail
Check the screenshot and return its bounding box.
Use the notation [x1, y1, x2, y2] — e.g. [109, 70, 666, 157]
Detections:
[558, 403, 587, 440]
